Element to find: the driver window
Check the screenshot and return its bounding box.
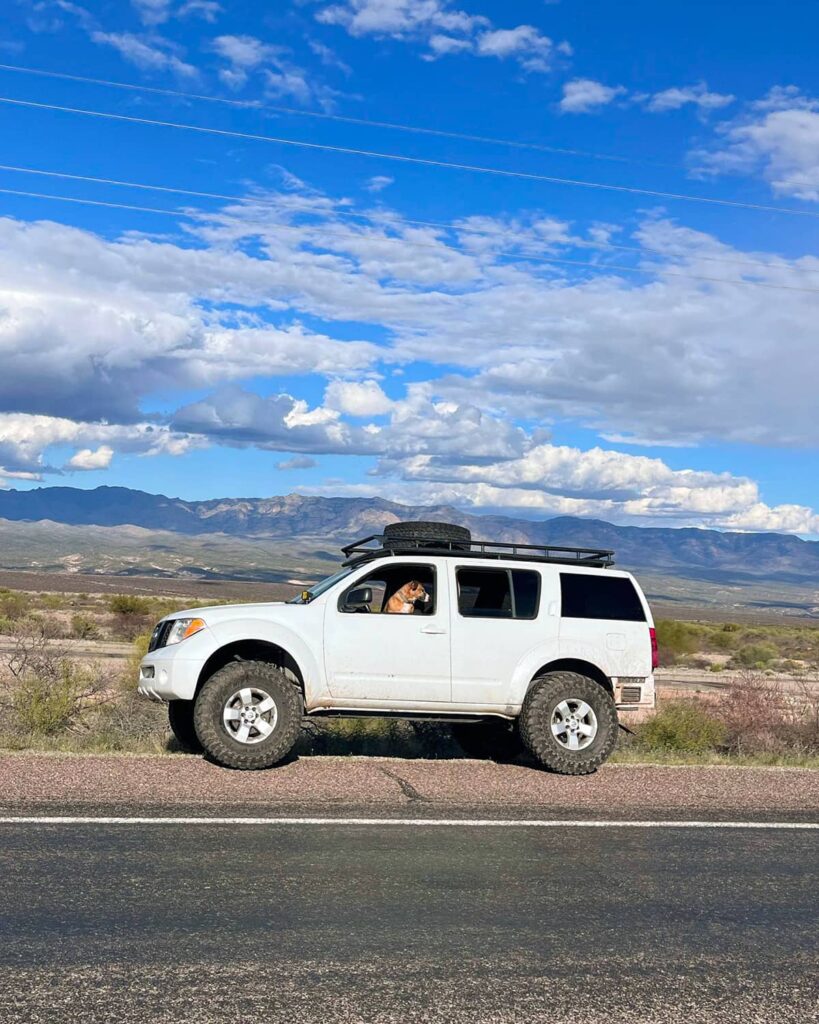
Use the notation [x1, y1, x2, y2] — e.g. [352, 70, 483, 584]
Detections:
[340, 565, 436, 615]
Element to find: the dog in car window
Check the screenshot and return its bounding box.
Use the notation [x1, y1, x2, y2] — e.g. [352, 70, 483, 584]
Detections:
[385, 580, 431, 614]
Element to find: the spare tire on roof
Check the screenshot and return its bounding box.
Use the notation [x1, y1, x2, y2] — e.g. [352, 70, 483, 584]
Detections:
[382, 520, 472, 549]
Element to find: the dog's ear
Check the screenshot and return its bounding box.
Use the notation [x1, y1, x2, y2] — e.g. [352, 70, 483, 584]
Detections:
[408, 580, 422, 593]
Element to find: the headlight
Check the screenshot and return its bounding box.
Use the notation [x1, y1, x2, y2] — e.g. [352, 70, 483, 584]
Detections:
[165, 618, 206, 646]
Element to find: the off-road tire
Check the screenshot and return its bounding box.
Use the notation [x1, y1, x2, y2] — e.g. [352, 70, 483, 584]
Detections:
[193, 661, 303, 770]
[519, 671, 617, 775]
[168, 699, 203, 753]
[451, 719, 523, 761]
[383, 520, 471, 548]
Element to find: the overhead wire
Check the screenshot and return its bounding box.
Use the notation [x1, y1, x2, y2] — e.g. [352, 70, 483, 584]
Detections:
[3, 183, 819, 294]
[2, 95, 819, 220]
[0, 61, 660, 167]
[0, 161, 814, 276]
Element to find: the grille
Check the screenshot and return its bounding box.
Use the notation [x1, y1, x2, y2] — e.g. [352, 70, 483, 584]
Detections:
[620, 685, 642, 703]
[148, 620, 174, 652]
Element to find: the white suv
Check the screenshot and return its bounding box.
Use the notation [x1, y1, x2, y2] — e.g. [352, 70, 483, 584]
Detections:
[138, 521, 657, 775]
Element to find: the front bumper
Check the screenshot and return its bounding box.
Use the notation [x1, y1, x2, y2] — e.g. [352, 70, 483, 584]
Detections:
[137, 627, 214, 702]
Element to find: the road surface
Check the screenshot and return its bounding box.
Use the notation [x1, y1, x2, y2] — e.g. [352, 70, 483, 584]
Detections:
[0, 756, 817, 1023]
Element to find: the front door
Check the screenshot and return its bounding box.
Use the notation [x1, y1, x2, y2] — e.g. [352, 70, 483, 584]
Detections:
[323, 561, 451, 703]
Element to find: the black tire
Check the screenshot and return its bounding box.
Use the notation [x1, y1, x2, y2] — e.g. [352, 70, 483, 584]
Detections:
[193, 661, 303, 770]
[451, 720, 523, 761]
[168, 699, 203, 753]
[519, 671, 617, 775]
[383, 520, 471, 548]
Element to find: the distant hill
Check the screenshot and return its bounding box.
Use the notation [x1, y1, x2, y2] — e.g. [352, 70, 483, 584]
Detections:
[1, 485, 818, 586]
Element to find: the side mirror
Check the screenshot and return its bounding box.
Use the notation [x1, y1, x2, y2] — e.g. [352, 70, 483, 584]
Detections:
[345, 586, 373, 610]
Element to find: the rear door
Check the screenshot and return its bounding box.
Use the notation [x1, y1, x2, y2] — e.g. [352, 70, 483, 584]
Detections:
[558, 571, 651, 677]
[449, 563, 558, 706]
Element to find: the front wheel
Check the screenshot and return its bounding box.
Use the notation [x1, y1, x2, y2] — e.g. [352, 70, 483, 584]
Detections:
[193, 661, 303, 770]
[519, 671, 617, 775]
[168, 699, 203, 753]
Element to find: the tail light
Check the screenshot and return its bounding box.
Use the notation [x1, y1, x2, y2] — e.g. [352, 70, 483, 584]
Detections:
[649, 626, 659, 670]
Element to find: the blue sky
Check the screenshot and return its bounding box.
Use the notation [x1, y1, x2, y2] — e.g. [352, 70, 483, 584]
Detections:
[1, 0, 819, 534]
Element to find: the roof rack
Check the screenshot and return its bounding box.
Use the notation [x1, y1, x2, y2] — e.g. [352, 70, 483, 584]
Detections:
[341, 534, 615, 569]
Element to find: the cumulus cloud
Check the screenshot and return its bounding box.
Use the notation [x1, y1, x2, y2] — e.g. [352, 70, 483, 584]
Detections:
[3, 172, 819, 534]
[66, 445, 115, 471]
[365, 175, 394, 193]
[695, 87, 819, 201]
[316, 0, 567, 72]
[559, 78, 626, 114]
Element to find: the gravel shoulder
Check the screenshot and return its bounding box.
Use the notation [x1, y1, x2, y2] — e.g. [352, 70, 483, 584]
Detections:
[1, 753, 817, 821]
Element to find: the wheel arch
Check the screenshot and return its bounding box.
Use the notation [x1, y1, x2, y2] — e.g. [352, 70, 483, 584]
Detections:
[528, 658, 612, 695]
[195, 639, 305, 697]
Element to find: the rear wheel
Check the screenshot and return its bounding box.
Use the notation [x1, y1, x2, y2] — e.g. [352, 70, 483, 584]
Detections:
[451, 720, 523, 761]
[167, 700, 203, 753]
[519, 671, 617, 775]
[193, 661, 303, 770]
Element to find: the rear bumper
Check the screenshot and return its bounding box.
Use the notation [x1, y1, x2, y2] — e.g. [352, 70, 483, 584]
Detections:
[613, 674, 655, 711]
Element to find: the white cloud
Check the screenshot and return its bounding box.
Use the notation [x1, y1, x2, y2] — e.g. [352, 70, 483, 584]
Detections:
[559, 78, 625, 114]
[642, 82, 734, 113]
[275, 455, 318, 471]
[316, 0, 567, 72]
[131, 0, 172, 26]
[211, 33, 327, 105]
[66, 445, 115, 471]
[365, 175, 395, 192]
[0, 413, 197, 479]
[325, 380, 394, 417]
[91, 31, 197, 76]
[695, 87, 819, 201]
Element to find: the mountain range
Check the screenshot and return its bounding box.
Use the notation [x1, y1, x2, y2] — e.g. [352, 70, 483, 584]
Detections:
[1, 485, 818, 587]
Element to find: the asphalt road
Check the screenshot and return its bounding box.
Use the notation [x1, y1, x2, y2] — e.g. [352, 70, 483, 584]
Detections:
[1, 814, 817, 1024]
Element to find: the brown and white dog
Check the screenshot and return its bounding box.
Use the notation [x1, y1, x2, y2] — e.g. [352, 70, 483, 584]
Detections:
[385, 580, 431, 614]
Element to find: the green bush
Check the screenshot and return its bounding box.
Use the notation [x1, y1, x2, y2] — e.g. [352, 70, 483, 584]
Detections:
[109, 595, 151, 616]
[733, 643, 779, 668]
[12, 661, 102, 736]
[71, 613, 100, 640]
[636, 701, 726, 753]
[0, 592, 30, 622]
[654, 619, 698, 665]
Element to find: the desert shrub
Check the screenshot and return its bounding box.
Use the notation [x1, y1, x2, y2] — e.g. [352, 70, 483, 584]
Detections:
[0, 616, 14, 635]
[71, 613, 100, 640]
[109, 595, 151, 615]
[654, 619, 698, 665]
[127, 630, 153, 679]
[733, 643, 779, 669]
[0, 592, 30, 622]
[636, 700, 726, 753]
[715, 672, 819, 755]
[39, 594, 66, 611]
[0, 620, 107, 736]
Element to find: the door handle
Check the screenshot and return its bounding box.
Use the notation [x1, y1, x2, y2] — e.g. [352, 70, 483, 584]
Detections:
[420, 625, 447, 635]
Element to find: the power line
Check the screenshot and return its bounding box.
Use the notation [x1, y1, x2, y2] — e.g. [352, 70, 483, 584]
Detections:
[4, 183, 819, 294]
[0, 162, 814, 276]
[0, 61, 656, 168]
[2, 95, 819, 221]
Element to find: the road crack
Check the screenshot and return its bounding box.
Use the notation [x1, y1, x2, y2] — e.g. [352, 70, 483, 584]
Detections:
[379, 766, 426, 803]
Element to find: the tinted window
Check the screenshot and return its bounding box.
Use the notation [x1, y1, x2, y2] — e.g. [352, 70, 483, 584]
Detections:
[457, 568, 540, 619]
[560, 573, 645, 622]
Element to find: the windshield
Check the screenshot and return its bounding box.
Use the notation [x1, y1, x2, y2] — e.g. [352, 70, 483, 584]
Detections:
[288, 566, 354, 604]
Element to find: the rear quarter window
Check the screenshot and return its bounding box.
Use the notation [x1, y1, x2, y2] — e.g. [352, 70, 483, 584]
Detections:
[560, 573, 645, 622]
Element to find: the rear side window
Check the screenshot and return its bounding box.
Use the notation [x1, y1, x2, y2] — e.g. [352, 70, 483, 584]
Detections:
[560, 573, 645, 622]
[457, 568, 541, 619]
